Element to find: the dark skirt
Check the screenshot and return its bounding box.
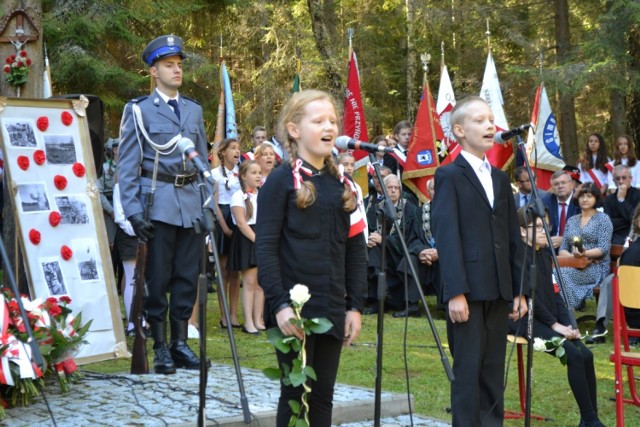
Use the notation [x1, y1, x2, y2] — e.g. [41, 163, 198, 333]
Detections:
[215, 204, 235, 256]
[227, 225, 256, 271]
[115, 227, 137, 260]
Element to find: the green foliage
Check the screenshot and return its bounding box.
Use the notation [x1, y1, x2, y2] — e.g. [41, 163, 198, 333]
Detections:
[39, 0, 640, 158]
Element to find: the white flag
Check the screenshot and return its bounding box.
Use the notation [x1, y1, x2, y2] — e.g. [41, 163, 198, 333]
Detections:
[479, 51, 513, 169]
[437, 63, 457, 158]
[531, 84, 563, 170]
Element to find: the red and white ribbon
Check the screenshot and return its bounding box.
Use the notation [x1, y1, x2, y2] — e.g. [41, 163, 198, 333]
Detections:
[292, 159, 313, 190]
[339, 165, 367, 237]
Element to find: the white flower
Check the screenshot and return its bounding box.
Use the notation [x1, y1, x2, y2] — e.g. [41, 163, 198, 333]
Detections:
[533, 337, 548, 352]
[21, 297, 44, 317]
[290, 284, 311, 307]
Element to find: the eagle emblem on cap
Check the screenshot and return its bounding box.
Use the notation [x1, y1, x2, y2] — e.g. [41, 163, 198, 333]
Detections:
[167, 36, 175, 46]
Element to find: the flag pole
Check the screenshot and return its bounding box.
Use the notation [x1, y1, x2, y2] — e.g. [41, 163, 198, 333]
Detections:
[485, 18, 491, 53]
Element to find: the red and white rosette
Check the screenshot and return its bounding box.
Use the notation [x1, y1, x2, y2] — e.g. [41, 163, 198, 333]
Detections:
[291, 159, 312, 190]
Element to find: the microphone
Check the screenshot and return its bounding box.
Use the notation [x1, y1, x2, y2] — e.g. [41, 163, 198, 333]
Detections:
[335, 136, 393, 153]
[177, 137, 215, 185]
[494, 124, 532, 144]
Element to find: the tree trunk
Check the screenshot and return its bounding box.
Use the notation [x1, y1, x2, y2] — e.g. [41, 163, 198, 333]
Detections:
[610, 89, 626, 139]
[405, 0, 418, 120]
[628, 24, 640, 158]
[1, 0, 44, 293]
[306, 0, 343, 99]
[554, 0, 578, 165]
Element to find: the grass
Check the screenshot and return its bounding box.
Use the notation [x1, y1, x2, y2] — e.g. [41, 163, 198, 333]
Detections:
[87, 295, 640, 426]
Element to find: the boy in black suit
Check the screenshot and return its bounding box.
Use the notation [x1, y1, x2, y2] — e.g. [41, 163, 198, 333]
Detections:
[432, 96, 527, 426]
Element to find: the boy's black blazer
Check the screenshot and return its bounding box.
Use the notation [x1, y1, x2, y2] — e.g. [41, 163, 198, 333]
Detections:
[432, 154, 526, 303]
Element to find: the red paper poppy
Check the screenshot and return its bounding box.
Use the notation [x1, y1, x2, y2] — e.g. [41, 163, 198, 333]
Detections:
[54, 175, 67, 190]
[17, 155, 29, 170]
[29, 229, 41, 245]
[61, 111, 73, 126]
[72, 162, 85, 177]
[61, 245, 73, 261]
[49, 211, 61, 227]
[34, 150, 46, 165]
[37, 116, 49, 132]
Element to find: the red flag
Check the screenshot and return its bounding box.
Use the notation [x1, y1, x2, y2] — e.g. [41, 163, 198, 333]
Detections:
[342, 50, 370, 197]
[402, 82, 442, 203]
[479, 52, 513, 170]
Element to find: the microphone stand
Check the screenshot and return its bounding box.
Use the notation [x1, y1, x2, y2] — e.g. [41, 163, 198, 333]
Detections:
[369, 155, 454, 427]
[513, 134, 577, 427]
[195, 177, 251, 425]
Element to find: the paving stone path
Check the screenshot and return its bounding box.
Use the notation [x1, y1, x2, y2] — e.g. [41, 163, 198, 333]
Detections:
[3, 363, 450, 427]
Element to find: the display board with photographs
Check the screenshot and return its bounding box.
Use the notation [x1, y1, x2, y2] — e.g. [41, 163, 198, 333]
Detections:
[0, 97, 127, 364]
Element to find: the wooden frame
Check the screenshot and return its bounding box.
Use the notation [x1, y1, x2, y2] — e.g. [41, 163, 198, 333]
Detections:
[0, 96, 127, 364]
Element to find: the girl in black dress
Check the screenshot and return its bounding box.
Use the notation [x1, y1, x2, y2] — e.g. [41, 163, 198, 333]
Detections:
[227, 160, 264, 335]
[256, 90, 367, 426]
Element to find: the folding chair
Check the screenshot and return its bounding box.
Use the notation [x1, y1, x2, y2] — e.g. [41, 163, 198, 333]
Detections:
[504, 334, 547, 421]
[609, 265, 640, 427]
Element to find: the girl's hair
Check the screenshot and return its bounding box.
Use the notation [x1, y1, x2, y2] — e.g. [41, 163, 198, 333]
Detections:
[254, 142, 275, 159]
[371, 135, 387, 146]
[238, 160, 259, 221]
[614, 134, 638, 167]
[216, 138, 238, 189]
[584, 133, 609, 173]
[277, 90, 356, 211]
[336, 152, 355, 166]
[575, 182, 603, 208]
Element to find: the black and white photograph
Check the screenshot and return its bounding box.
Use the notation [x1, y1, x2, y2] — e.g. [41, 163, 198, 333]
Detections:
[3, 120, 38, 148]
[44, 135, 77, 164]
[17, 183, 51, 213]
[55, 195, 90, 225]
[41, 259, 68, 296]
[72, 239, 100, 281]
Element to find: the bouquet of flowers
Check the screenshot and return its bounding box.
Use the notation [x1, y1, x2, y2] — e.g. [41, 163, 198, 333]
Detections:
[3, 50, 32, 87]
[0, 289, 91, 419]
[263, 284, 333, 427]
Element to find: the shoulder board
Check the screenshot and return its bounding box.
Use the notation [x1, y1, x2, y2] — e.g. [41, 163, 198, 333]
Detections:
[129, 95, 148, 104]
[182, 95, 200, 105]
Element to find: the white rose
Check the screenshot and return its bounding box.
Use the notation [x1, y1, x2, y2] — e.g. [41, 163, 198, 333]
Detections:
[533, 337, 547, 352]
[290, 284, 311, 307]
[21, 297, 43, 317]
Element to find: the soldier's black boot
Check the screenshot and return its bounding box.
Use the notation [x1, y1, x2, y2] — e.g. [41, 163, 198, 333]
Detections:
[151, 321, 176, 375]
[170, 320, 201, 370]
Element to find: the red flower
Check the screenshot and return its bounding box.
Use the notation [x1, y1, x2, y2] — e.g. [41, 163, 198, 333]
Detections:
[9, 55, 15, 61]
[17, 155, 29, 170]
[7, 300, 19, 313]
[34, 150, 46, 165]
[16, 61, 24, 68]
[37, 116, 49, 132]
[72, 162, 85, 177]
[45, 297, 57, 305]
[59, 295, 72, 304]
[61, 111, 73, 126]
[54, 175, 67, 190]
[48, 304, 62, 317]
[61, 245, 73, 260]
[49, 211, 61, 227]
[26, 58, 32, 66]
[3, 65, 9, 73]
[19, 50, 27, 58]
[29, 229, 41, 245]
[4, 57, 10, 64]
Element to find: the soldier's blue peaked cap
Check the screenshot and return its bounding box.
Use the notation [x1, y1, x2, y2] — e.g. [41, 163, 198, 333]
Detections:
[142, 35, 185, 66]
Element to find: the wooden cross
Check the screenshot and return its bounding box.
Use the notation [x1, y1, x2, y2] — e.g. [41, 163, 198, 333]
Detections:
[0, 9, 40, 50]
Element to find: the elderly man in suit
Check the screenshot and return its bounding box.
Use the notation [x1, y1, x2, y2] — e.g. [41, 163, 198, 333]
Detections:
[118, 35, 208, 375]
[432, 96, 526, 426]
[542, 169, 581, 250]
[604, 164, 640, 244]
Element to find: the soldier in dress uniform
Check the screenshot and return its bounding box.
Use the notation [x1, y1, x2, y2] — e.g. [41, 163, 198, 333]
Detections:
[118, 35, 208, 374]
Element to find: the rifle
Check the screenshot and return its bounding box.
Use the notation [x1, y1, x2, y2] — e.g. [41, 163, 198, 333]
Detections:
[130, 157, 158, 374]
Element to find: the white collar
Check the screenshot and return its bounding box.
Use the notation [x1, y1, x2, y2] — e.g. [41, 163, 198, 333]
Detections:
[155, 89, 179, 105]
[460, 150, 491, 173]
